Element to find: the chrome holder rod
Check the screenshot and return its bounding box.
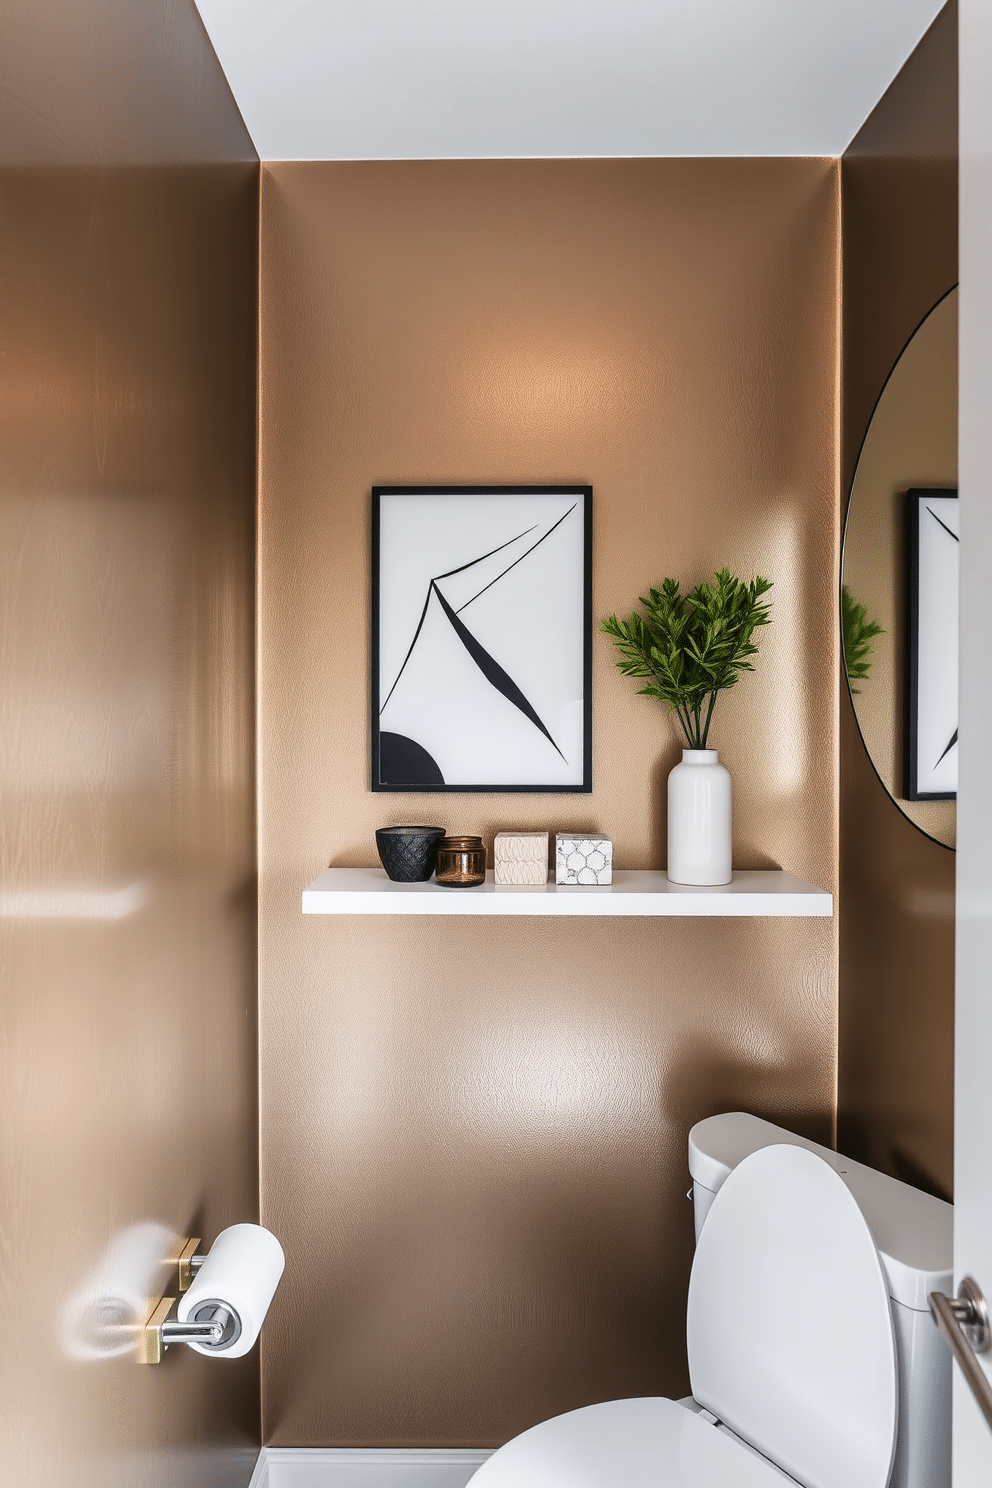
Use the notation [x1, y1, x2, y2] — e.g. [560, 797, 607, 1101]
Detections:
[177, 1238, 210, 1292]
[930, 1278, 992, 1433]
[160, 1316, 226, 1347]
[139, 1298, 237, 1362]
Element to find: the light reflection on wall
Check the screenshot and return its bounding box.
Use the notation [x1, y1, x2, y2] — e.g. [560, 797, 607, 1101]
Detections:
[317, 995, 659, 1144]
[463, 338, 643, 436]
[0, 883, 149, 919]
[456, 1015, 658, 1139]
[753, 505, 812, 800]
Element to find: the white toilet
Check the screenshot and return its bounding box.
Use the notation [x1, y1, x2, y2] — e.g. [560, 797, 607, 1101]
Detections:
[470, 1112, 953, 1488]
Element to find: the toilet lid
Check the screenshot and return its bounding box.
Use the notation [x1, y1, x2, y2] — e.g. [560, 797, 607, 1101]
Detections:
[468, 1397, 794, 1486]
[687, 1144, 898, 1488]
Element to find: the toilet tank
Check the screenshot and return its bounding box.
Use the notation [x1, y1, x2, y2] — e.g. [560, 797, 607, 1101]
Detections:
[687, 1113, 952, 1488]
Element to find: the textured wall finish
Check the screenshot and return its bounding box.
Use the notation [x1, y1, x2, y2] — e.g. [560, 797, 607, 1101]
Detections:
[0, 4, 260, 1486]
[0, 0, 249, 164]
[258, 158, 839, 1446]
[839, 1, 957, 1200]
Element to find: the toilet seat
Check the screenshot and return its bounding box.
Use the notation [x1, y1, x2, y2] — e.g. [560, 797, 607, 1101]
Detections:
[470, 1145, 900, 1488]
[468, 1396, 795, 1486]
[688, 1145, 898, 1488]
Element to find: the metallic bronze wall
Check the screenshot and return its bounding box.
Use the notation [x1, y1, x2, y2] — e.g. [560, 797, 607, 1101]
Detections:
[257, 158, 840, 1446]
[839, 1, 957, 1199]
[0, 0, 251, 165]
[0, 4, 260, 1486]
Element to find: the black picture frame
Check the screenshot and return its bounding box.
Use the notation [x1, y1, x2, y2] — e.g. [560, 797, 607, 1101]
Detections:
[371, 485, 592, 793]
[905, 487, 958, 801]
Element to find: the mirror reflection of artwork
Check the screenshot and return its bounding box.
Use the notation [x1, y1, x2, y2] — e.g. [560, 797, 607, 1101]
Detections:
[841, 286, 957, 849]
[372, 486, 592, 792]
[906, 490, 958, 801]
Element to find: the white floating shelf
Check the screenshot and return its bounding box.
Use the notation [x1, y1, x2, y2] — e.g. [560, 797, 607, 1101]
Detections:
[302, 868, 832, 917]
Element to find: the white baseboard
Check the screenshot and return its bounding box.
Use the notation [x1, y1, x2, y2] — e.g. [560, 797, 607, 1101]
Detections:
[247, 1451, 268, 1488]
[248, 1447, 493, 1488]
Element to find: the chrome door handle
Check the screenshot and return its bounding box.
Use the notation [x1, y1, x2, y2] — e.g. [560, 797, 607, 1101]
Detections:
[930, 1277, 992, 1431]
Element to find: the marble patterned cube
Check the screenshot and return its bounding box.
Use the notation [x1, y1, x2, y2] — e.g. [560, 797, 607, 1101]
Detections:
[493, 831, 549, 885]
[556, 832, 613, 885]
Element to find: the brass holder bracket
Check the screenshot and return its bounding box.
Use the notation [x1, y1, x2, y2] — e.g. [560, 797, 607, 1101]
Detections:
[140, 1297, 176, 1365]
[137, 1237, 226, 1364]
[178, 1237, 202, 1293]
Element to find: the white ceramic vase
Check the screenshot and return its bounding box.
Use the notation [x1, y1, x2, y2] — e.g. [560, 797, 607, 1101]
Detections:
[667, 748, 732, 885]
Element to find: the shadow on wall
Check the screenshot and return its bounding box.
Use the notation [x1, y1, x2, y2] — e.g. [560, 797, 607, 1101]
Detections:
[662, 1046, 832, 1151]
[840, 691, 955, 1202]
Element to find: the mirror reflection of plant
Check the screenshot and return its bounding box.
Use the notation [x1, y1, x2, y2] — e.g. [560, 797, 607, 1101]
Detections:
[601, 567, 773, 750]
[842, 585, 884, 695]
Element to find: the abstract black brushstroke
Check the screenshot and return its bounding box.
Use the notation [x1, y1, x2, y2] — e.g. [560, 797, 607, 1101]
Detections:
[926, 506, 959, 541]
[934, 727, 957, 769]
[380, 506, 578, 762]
[455, 504, 576, 615]
[926, 507, 958, 773]
[431, 584, 565, 760]
[379, 732, 445, 787]
[380, 519, 540, 714]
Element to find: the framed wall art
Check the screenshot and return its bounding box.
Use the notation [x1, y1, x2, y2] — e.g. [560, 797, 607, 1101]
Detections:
[906, 487, 958, 801]
[372, 485, 592, 792]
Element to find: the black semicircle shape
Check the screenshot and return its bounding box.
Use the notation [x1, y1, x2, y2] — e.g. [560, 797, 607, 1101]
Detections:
[379, 732, 445, 787]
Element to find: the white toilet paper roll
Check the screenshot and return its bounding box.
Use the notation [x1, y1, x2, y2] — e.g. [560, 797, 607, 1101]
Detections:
[176, 1223, 284, 1359]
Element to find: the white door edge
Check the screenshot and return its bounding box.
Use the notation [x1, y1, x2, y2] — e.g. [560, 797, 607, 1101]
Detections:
[957, 0, 992, 1482]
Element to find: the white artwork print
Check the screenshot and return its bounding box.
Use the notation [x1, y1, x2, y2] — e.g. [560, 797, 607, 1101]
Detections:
[910, 491, 957, 799]
[373, 488, 590, 791]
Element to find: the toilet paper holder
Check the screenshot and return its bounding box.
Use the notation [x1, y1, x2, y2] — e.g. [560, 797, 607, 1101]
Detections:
[138, 1225, 285, 1365]
[177, 1236, 207, 1293]
[139, 1237, 234, 1365]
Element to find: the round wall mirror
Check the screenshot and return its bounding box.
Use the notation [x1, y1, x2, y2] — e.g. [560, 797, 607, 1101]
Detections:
[842, 286, 957, 850]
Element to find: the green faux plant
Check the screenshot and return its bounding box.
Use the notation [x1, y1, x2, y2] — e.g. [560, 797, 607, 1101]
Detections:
[601, 567, 773, 750]
[841, 584, 884, 695]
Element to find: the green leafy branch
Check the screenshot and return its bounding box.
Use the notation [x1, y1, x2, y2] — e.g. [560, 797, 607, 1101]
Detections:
[842, 584, 884, 695]
[601, 567, 773, 750]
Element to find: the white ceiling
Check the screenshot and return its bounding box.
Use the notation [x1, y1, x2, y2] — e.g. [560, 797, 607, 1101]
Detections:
[193, 0, 945, 161]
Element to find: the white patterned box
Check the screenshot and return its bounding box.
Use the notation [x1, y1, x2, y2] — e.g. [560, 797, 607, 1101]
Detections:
[556, 833, 613, 885]
[494, 831, 549, 885]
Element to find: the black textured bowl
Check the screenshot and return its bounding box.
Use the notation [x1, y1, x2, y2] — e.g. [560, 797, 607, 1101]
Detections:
[375, 825, 447, 883]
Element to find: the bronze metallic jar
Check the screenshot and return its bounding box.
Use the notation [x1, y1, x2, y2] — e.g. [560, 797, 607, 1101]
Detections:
[435, 835, 487, 887]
